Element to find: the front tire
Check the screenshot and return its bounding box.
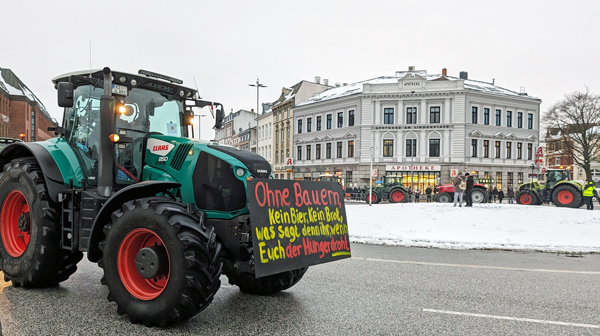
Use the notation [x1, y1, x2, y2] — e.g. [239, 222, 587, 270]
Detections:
[551, 184, 582, 208]
[471, 189, 487, 204]
[99, 198, 222, 327]
[224, 265, 308, 295]
[436, 192, 452, 203]
[0, 158, 82, 287]
[365, 191, 380, 204]
[516, 191, 538, 205]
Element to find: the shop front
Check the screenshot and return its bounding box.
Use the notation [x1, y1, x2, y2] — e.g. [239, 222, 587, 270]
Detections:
[385, 165, 441, 192]
[293, 166, 344, 183]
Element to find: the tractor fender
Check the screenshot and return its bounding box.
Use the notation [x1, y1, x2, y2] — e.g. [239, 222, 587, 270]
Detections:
[0, 142, 65, 202]
[87, 181, 182, 262]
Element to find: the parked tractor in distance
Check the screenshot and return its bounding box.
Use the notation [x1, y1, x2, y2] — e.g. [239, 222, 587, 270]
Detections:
[515, 168, 584, 208]
[365, 176, 409, 204]
[434, 174, 488, 204]
[0, 68, 345, 327]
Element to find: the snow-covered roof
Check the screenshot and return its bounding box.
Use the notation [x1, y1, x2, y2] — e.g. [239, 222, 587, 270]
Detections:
[297, 71, 539, 107]
[0, 68, 52, 121]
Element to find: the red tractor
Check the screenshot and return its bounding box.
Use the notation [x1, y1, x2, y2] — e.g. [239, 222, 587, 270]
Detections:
[434, 175, 488, 204]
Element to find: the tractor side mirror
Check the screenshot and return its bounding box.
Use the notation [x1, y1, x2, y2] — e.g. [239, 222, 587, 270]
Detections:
[214, 104, 224, 129]
[57, 82, 74, 108]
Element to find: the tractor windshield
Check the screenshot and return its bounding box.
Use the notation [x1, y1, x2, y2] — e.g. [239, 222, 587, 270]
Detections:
[63, 85, 187, 185]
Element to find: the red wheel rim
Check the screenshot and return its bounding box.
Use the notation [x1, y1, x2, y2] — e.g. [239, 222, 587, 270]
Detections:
[1, 190, 31, 257]
[557, 190, 572, 204]
[369, 194, 376, 202]
[391, 191, 404, 202]
[520, 194, 532, 205]
[117, 228, 170, 300]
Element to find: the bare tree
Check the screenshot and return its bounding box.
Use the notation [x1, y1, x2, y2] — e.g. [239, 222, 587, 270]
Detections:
[543, 88, 600, 181]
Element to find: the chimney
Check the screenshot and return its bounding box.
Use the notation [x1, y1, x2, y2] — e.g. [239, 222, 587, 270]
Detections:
[442, 68, 447, 76]
[342, 83, 347, 86]
[314, 76, 321, 84]
[251, 108, 254, 112]
[408, 66, 415, 71]
[459, 71, 468, 80]
[323, 79, 329, 86]
[335, 83, 341, 87]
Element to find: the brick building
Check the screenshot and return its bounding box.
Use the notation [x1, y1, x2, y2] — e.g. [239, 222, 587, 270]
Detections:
[0, 68, 54, 141]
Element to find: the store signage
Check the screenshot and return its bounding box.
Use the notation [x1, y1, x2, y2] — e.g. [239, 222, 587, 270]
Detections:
[536, 147, 544, 157]
[450, 169, 458, 177]
[541, 167, 547, 173]
[535, 159, 543, 166]
[372, 169, 378, 177]
[285, 158, 293, 166]
[386, 165, 441, 171]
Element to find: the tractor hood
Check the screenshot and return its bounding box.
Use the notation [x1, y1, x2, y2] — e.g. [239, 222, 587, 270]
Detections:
[207, 144, 271, 178]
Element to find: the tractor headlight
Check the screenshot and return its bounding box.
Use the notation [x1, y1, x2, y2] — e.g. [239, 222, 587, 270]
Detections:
[130, 79, 137, 86]
[236, 168, 245, 177]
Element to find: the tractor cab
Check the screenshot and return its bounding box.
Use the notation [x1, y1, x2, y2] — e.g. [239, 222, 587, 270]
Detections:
[544, 169, 570, 190]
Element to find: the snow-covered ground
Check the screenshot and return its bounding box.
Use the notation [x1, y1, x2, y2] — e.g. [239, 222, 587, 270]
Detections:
[347, 203, 600, 253]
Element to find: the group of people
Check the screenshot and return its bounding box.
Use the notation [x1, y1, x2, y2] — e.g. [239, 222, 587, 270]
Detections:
[406, 186, 437, 203]
[486, 185, 516, 204]
[452, 173, 475, 207]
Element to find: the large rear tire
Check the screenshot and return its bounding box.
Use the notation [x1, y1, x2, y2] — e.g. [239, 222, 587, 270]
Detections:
[99, 198, 222, 327]
[551, 184, 582, 208]
[0, 158, 82, 287]
[224, 265, 308, 295]
[389, 188, 408, 203]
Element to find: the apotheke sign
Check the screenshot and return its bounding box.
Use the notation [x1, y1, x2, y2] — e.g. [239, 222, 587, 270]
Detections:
[386, 165, 441, 171]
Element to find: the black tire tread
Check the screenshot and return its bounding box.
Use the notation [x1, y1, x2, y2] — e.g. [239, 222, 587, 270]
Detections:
[551, 184, 583, 208]
[98, 197, 221, 327]
[224, 266, 308, 295]
[0, 158, 82, 287]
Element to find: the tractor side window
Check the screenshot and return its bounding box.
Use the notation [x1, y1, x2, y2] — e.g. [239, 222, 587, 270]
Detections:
[63, 85, 102, 185]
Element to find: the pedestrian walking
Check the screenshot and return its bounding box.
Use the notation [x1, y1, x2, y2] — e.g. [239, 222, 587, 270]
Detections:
[465, 173, 475, 207]
[487, 186, 493, 202]
[414, 189, 421, 203]
[498, 189, 505, 203]
[507, 185, 515, 204]
[453, 173, 466, 207]
[492, 187, 499, 203]
[583, 180, 596, 210]
[408, 187, 413, 202]
[425, 186, 432, 202]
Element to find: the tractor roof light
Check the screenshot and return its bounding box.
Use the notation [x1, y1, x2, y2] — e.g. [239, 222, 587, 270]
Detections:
[19, 133, 25, 138]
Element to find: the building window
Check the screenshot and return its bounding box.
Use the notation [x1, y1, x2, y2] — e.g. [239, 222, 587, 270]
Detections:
[472, 107, 478, 124]
[430, 107, 440, 124]
[286, 149, 289, 161]
[471, 139, 478, 157]
[508, 172, 514, 186]
[336, 141, 343, 158]
[348, 140, 354, 157]
[31, 110, 36, 141]
[275, 130, 279, 144]
[326, 143, 332, 159]
[495, 109, 501, 126]
[517, 112, 523, 128]
[383, 140, 394, 157]
[507, 111, 512, 127]
[317, 116, 322, 131]
[316, 144, 321, 159]
[281, 150, 284, 163]
[506, 142, 512, 159]
[327, 114, 332, 129]
[307, 145, 312, 160]
[496, 172, 503, 190]
[275, 151, 279, 164]
[406, 139, 416, 157]
[298, 119, 302, 134]
[346, 171, 352, 183]
[384, 108, 394, 124]
[338, 112, 344, 128]
[406, 107, 417, 124]
[528, 113, 533, 129]
[495, 141, 501, 158]
[297, 146, 302, 160]
[429, 139, 440, 157]
[349, 110, 355, 126]
[281, 129, 284, 142]
[518, 172, 524, 185]
[307, 118, 312, 132]
[527, 143, 533, 160]
[555, 157, 560, 165]
[484, 108, 490, 125]
[287, 127, 290, 140]
[517, 142, 523, 159]
[483, 140, 489, 158]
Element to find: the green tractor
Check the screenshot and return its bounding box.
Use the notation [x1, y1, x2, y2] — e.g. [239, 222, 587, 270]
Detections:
[365, 176, 409, 204]
[515, 168, 584, 208]
[0, 68, 343, 326]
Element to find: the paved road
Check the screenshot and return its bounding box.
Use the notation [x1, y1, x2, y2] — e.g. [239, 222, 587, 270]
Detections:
[0, 244, 598, 335]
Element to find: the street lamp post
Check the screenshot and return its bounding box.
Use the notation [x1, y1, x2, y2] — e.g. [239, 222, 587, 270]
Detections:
[249, 78, 266, 154]
[369, 146, 373, 206]
[410, 90, 415, 193]
[190, 114, 207, 139]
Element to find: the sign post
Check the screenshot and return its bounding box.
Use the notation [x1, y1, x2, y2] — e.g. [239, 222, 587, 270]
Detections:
[246, 179, 351, 277]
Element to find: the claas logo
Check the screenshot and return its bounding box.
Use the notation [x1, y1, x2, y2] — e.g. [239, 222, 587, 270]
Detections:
[152, 145, 170, 151]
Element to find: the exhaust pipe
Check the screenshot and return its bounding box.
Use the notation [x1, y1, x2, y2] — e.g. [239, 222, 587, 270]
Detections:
[98, 67, 115, 197]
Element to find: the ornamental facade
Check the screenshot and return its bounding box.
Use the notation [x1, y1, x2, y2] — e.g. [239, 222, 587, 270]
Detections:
[293, 68, 542, 192]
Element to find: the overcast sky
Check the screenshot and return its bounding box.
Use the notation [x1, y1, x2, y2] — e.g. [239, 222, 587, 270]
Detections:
[2, 0, 599, 140]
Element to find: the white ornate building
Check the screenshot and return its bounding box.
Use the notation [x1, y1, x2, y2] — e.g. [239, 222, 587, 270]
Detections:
[293, 68, 542, 191]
